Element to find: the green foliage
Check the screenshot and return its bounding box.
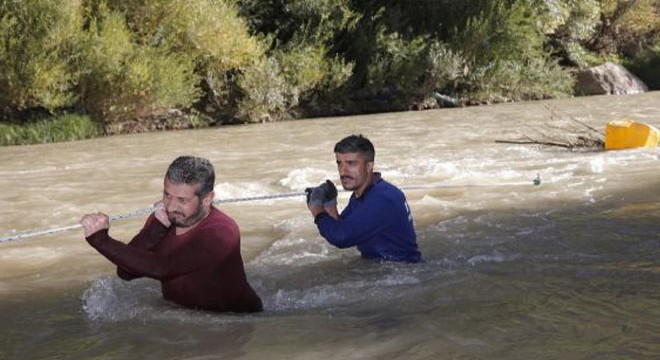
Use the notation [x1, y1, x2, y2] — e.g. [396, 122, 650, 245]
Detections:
[236, 57, 290, 122]
[337, 7, 450, 107]
[543, 0, 660, 67]
[367, 31, 428, 96]
[157, 0, 264, 73]
[538, 0, 600, 40]
[425, 42, 466, 93]
[465, 58, 575, 103]
[277, 45, 333, 95]
[625, 43, 660, 90]
[320, 56, 354, 93]
[232, 0, 356, 122]
[159, 0, 266, 118]
[375, 0, 467, 38]
[456, 0, 545, 65]
[3, 0, 660, 145]
[0, 114, 100, 146]
[450, 0, 574, 103]
[235, 44, 353, 122]
[84, 0, 263, 123]
[600, 0, 660, 56]
[79, 5, 200, 123]
[0, 0, 83, 114]
[237, 0, 357, 48]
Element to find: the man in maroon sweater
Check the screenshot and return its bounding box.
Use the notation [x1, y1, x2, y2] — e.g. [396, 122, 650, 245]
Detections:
[81, 156, 263, 313]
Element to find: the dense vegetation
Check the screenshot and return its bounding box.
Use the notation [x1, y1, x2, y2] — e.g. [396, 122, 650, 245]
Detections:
[1, 0, 659, 145]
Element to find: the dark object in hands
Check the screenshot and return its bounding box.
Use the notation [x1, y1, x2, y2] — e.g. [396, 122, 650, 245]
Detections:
[320, 179, 337, 206]
[305, 186, 325, 206]
[305, 180, 337, 206]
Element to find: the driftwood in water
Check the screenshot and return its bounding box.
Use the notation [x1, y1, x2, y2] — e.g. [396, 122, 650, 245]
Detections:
[495, 104, 605, 150]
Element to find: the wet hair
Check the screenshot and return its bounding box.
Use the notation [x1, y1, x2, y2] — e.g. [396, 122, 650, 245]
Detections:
[165, 156, 215, 198]
[334, 134, 375, 162]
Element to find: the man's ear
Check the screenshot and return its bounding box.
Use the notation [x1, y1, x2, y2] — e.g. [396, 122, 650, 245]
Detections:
[203, 191, 215, 207]
[367, 161, 374, 173]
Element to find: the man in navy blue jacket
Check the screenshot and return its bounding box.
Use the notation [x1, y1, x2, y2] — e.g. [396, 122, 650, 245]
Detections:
[306, 134, 421, 263]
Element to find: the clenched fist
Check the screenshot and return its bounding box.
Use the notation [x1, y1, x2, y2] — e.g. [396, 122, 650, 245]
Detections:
[80, 212, 110, 238]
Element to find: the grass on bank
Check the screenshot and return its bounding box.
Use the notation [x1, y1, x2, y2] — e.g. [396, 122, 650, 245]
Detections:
[0, 114, 101, 146]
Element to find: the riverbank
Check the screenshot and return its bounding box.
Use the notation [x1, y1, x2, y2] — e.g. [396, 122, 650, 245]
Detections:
[0, 91, 631, 147]
[3, 2, 658, 147]
[0, 92, 587, 147]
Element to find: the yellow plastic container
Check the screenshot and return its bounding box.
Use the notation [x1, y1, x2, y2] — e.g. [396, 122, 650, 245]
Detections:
[604, 120, 659, 150]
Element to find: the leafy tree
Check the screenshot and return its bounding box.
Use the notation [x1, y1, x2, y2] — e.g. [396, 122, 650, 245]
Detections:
[0, 0, 83, 118]
[79, 4, 200, 128]
[234, 0, 355, 121]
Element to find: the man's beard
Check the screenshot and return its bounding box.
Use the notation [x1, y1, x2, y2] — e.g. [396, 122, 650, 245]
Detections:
[168, 204, 208, 228]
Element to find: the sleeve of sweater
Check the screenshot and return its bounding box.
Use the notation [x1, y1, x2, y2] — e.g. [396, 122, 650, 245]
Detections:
[87, 224, 236, 281]
[315, 194, 397, 248]
[116, 215, 169, 280]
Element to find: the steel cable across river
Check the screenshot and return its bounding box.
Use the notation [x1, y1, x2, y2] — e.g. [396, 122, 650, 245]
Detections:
[1, 92, 659, 359]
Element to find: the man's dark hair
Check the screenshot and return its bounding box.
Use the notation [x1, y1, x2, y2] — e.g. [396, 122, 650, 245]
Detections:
[334, 134, 375, 162]
[165, 156, 215, 198]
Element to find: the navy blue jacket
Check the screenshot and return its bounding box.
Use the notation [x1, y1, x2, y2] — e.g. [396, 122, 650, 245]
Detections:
[314, 173, 421, 263]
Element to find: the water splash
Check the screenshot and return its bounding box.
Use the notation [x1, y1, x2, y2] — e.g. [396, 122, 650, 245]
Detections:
[81, 277, 162, 322]
[279, 167, 335, 190]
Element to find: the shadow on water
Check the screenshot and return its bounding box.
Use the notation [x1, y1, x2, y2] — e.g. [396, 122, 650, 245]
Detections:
[0, 282, 257, 360]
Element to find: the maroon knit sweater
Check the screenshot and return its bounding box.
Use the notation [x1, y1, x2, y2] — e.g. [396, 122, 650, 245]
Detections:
[86, 207, 263, 313]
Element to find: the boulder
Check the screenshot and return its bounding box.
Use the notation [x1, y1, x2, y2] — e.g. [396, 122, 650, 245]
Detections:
[575, 62, 648, 96]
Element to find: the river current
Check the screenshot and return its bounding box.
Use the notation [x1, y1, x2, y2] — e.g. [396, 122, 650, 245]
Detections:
[1, 93, 659, 359]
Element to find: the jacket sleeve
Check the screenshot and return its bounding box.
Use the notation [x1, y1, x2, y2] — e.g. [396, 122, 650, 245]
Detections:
[315, 195, 397, 248]
[87, 225, 237, 281]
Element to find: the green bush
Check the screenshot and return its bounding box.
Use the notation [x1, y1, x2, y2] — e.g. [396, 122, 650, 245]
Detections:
[543, 0, 660, 67]
[82, 0, 265, 124]
[0, 114, 100, 146]
[235, 57, 290, 122]
[625, 43, 660, 90]
[278, 44, 352, 98]
[237, 0, 356, 48]
[455, 0, 546, 66]
[151, 0, 267, 119]
[465, 58, 574, 103]
[424, 41, 466, 94]
[235, 43, 354, 122]
[235, 0, 355, 118]
[153, 0, 264, 72]
[6, 0, 658, 144]
[451, 0, 574, 102]
[297, 54, 354, 114]
[599, 0, 660, 57]
[0, 0, 83, 115]
[367, 31, 429, 96]
[79, 6, 200, 125]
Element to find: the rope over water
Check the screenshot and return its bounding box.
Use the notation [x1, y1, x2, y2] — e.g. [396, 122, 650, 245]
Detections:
[0, 175, 541, 243]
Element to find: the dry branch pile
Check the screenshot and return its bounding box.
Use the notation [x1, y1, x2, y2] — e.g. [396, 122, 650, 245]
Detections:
[495, 104, 605, 150]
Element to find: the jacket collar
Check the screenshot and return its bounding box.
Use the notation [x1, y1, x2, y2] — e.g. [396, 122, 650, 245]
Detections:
[355, 172, 382, 200]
